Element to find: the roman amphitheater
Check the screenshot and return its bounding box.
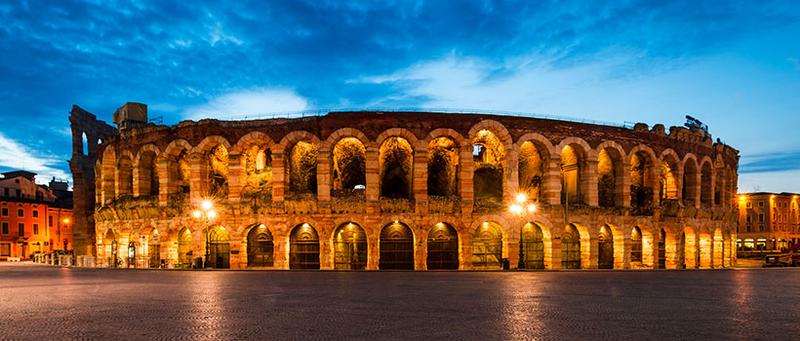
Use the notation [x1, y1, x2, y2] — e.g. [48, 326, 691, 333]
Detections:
[69, 103, 739, 270]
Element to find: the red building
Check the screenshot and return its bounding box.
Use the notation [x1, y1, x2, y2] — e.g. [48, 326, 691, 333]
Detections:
[0, 171, 72, 260]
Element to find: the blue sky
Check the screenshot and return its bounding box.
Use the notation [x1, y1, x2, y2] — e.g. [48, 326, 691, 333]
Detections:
[0, 1, 799, 192]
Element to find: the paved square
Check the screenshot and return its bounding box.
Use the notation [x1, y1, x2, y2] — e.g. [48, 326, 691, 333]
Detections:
[1, 264, 799, 340]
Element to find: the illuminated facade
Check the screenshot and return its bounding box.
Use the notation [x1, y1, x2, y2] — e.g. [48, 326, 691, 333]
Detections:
[0, 171, 73, 259]
[737, 193, 799, 251]
[69, 103, 740, 270]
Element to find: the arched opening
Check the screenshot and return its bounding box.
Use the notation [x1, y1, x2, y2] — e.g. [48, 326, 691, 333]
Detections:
[700, 162, 713, 207]
[177, 227, 193, 268]
[682, 160, 698, 206]
[81, 132, 89, 155]
[170, 150, 191, 195]
[713, 228, 723, 268]
[473, 129, 505, 209]
[630, 152, 654, 210]
[137, 151, 159, 197]
[472, 222, 503, 270]
[247, 224, 274, 267]
[287, 141, 318, 198]
[379, 222, 414, 270]
[332, 137, 366, 199]
[657, 228, 666, 269]
[117, 155, 133, 197]
[379, 137, 413, 199]
[427, 137, 460, 198]
[333, 222, 368, 270]
[206, 145, 229, 198]
[561, 224, 581, 269]
[207, 226, 230, 269]
[518, 141, 545, 202]
[714, 165, 726, 206]
[560, 145, 584, 205]
[659, 157, 679, 203]
[598, 225, 614, 269]
[521, 222, 545, 269]
[630, 227, 643, 264]
[148, 229, 160, 268]
[289, 223, 320, 269]
[427, 223, 459, 270]
[598, 148, 623, 207]
[103, 229, 117, 267]
[240, 145, 272, 200]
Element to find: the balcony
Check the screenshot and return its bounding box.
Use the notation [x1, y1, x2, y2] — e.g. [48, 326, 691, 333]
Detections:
[428, 195, 461, 214]
[331, 189, 366, 214]
[380, 197, 414, 213]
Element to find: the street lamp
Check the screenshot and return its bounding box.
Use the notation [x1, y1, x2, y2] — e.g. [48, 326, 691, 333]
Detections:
[510, 193, 537, 270]
[193, 199, 217, 268]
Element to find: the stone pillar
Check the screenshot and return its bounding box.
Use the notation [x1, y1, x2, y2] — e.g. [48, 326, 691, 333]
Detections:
[157, 156, 169, 206]
[227, 153, 242, 203]
[619, 161, 631, 208]
[692, 172, 702, 209]
[416, 234, 427, 271]
[365, 146, 380, 213]
[316, 146, 332, 203]
[132, 165, 142, 197]
[699, 232, 712, 269]
[459, 145, 474, 214]
[543, 158, 562, 206]
[367, 237, 379, 270]
[584, 233, 598, 269]
[460, 231, 472, 270]
[583, 160, 599, 207]
[188, 153, 204, 204]
[549, 237, 562, 270]
[674, 168, 684, 202]
[413, 149, 428, 212]
[504, 149, 519, 206]
[271, 151, 285, 202]
[508, 225, 521, 269]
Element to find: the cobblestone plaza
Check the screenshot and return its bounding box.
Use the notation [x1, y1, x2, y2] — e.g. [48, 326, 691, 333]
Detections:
[2, 264, 798, 340]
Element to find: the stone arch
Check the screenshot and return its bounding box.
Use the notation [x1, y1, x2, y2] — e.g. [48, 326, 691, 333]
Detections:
[331, 136, 367, 196]
[700, 157, 714, 206]
[283, 132, 320, 197]
[520, 221, 552, 269]
[289, 223, 321, 270]
[100, 147, 116, 203]
[116, 151, 134, 198]
[517, 134, 554, 202]
[659, 149, 681, 202]
[629, 145, 658, 210]
[426, 222, 460, 270]
[712, 228, 724, 268]
[427, 135, 461, 197]
[192, 135, 232, 155]
[681, 226, 698, 269]
[630, 226, 644, 265]
[561, 223, 584, 269]
[472, 126, 508, 209]
[379, 136, 414, 199]
[379, 221, 415, 270]
[164, 140, 192, 197]
[558, 138, 594, 206]
[331, 222, 368, 270]
[244, 223, 275, 268]
[596, 141, 627, 208]
[425, 128, 468, 148]
[325, 127, 372, 148]
[468, 119, 513, 151]
[471, 221, 505, 270]
[681, 154, 700, 207]
[134, 144, 160, 197]
[231, 131, 276, 154]
[375, 128, 420, 148]
[698, 227, 712, 268]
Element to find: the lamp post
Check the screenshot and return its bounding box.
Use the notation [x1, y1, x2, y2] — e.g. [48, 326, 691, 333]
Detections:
[510, 193, 537, 270]
[192, 199, 217, 269]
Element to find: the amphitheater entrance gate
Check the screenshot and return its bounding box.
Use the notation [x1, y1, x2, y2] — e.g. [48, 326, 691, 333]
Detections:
[427, 223, 459, 270]
[472, 222, 503, 270]
[290, 224, 320, 270]
[379, 222, 414, 270]
[598, 225, 614, 269]
[247, 225, 274, 267]
[333, 223, 368, 270]
[561, 224, 581, 269]
[522, 223, 545, 269]
[207, 226, 230, 269]
[177, 228, 193, 269]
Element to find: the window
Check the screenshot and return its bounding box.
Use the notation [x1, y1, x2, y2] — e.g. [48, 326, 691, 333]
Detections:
[33, 224, 38, 235]
[1, 222, 7, 235]
[33, 210, 38, 218]
[0, 243, 9, 257]
[18, 223, 24, 236]
[17, 209, 23, 217]
[1, 208, 7, 216]
[759, 225, 764, 232]
[3, 188, 7, 196]
[15, 189, 20, 197]
[759, 214, 765, 222]
[48, 216, 53, 227]
[746, 202, 752, 208]
[746, 216, 751, 223]
[759, 201, 765, 207]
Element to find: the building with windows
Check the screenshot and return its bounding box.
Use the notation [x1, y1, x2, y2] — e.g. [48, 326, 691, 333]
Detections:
[737, 192, 799, 251]
[0, 171, 73, 259]
[69, 102, 739, 270]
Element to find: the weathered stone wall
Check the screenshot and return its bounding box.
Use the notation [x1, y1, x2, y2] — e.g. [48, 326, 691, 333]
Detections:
[80, 109, 740, 270]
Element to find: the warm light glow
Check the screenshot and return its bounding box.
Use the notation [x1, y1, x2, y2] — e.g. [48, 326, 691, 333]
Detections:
[739, 195, 746, 202]
[510, 204, 524, 214]
[259, 224, 265, 229]
[527, 204, 537, 213]
[515, 193, 527, 204]
[192, 210, 202, 219]
[207, 210, 217, 219]
[201, 199, 213, 210]
[62, 218, 70, 224]
[394, 220, 399, 224]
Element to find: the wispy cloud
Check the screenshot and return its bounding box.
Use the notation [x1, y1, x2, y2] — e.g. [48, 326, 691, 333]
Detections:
[0, 132, 70, 183]
[183, 88, 309, 120]
[740, 151, 800, 174]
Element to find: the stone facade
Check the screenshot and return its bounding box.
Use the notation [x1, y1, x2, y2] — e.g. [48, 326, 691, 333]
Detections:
[737, 192, 799, 251]
[70, 104, 740, 270]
